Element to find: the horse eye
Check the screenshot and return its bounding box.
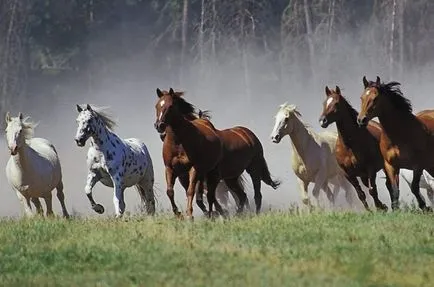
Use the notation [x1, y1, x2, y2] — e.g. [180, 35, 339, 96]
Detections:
[284, 117, 289, 123]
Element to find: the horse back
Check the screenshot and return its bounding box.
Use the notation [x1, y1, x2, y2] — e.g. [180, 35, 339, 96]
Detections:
[416, 110, 434, 132]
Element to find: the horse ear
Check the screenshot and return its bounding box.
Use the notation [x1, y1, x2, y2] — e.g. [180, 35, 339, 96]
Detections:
[76, 104, 83, 113]
[325, 86, 331, 97]
[18, 112, 23, 120]
[335, 86, 341, 95]
[156, 88, 163, 98]
[169, 88, 175, 96]
[86, 104, 92, 111]
[376, 76, 381, 85]
[363, 76, 369, 88]
[5, 112, 10, 123]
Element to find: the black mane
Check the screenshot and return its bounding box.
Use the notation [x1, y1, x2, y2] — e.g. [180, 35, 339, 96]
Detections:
[369, 80, 412, 114]
[173, 96, 213, 120]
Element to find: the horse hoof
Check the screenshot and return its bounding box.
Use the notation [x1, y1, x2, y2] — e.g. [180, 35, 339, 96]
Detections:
[186, 215, 194, 222]
[92, 204, 105, 214]
[423, 206, 433, 213]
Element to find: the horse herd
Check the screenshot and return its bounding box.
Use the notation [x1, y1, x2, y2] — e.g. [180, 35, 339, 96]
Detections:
[4, 75, 434, 220]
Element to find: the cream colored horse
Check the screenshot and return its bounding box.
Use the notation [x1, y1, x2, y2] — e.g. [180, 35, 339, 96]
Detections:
[5, 112, 69, 218]
[270, 103, 354, 208]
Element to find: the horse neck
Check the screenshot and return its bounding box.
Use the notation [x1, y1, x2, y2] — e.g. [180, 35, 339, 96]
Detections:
[163, 126, 180, 146]
[90, 121, 121, 154]
[335, 101, 360, 148]
[377, 100, 415, 141]
[168, 111, 204, 156]
[10, 141, 31, 169]
[288, 116, 314, 158]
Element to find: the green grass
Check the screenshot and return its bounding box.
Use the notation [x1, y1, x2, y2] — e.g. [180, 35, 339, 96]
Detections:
[0, 211, 433, 287]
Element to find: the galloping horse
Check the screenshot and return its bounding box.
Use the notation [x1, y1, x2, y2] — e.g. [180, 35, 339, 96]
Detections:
[154, 89, 226, 219]
[319, 86, 389, 211]
[155, 89, 279, 217]
[357, 76, 434, 211]
[75, 104, 156, 218]
[156, 90, 248, 216]
[271, 103, 353, 208]
[5, 112, 69, 218]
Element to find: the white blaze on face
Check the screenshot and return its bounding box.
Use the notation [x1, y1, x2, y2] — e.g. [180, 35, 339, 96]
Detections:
[326, 97, 333, 108]
[158, 100, 165, 121]
[365, 90, 371, 96]
[271, 110, 286, 139]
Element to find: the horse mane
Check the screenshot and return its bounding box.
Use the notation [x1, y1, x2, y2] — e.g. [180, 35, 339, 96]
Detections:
[90, 105, 117, 130]
[21, 117, 38, 140]
[338, 94, 359, 119]
[370, 80, 412, 114]
[279, 102, 311, 128]
[198, 109, 212, 120]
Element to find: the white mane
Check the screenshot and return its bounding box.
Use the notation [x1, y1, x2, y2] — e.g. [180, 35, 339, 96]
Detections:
[277, 102, 311, 129]
[6, 115, 39, 140]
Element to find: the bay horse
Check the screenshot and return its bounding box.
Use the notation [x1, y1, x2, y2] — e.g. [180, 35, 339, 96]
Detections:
[155, 88, 279, 217]
[5, 112, 69, 218]
[357, 76, 434, 211]
[156, 91, 248, 216]
[271, 103, 354, 208]
[319, 86, 389, 211]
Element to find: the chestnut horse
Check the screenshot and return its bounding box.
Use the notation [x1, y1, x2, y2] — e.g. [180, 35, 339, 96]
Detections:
[155, 89, 279, 216]
[357, 76, 434, 212]
[157, 91, 249, 216]
[154, 89, 226, 219]
[319, 86, 389, 211]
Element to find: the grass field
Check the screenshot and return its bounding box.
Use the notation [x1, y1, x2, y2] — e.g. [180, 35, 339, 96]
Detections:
[0, 211, 433, 287]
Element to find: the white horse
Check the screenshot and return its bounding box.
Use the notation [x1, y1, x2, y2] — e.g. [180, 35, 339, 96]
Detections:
[270, 103, 354, 208]
[398, 169, 434, 206]
[5, 112, 69, 218]
[75, 104, 155, 218]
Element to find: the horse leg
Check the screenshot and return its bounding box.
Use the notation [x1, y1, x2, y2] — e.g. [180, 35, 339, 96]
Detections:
[224, 177, 247, 215]
[246, 166, 262, 214]
[410, 168, 430, 212]
[346, 175, 370, 211]
[322, 183, 335, 209]
[43, 192, 54, 218]
[165, 168, 181, 217]
[423, 169, 434, 207]
[56, 181, 70, 218]
[297, 178, 311, 207]
[312, 172, 328, 208]
[190, 176, 208, 215]
[138, 177, 156, 216]
[16, 191, 33, 218]
[206, 171, 227, 219]
[186, 167, 199, 221]
[85, 171, 104, 214]
[215, 181, 229, 210]
[31, 197, 44, 216]
[367, 173, 388, 211]
[383, 163, 400, 211]
[113, 183, 126, 218]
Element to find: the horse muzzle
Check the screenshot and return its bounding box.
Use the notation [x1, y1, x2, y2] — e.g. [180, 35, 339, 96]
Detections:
[357, 116, 368, 127]
[319, 116, 328, 128]
[271, 134, 281, 143]
[9, 145, 18, 155]
[154, 121, 167, 133]
[75, 138, 86, 147]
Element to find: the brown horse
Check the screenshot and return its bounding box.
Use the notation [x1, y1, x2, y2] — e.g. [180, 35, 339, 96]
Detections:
[155, 89, 280, 215]
[154, 88, 226, 219]
[357, 76, 434, 212]
[319, 86, 390, 211]
[157, 91, 249, 216]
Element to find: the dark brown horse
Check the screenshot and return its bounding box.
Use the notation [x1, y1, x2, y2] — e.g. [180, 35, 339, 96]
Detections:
[319, 86, 390, 211]
[357, 76, 434, 212]
[155, 88, 226, 219]
[157, 90, 248, 216]
[155, 89, 280, 215]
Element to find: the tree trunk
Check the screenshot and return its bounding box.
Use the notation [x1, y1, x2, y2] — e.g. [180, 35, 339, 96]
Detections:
[180, 0, 189, 85]
[326, 0, 336, 77]
[199, 0, 205, 74]
[398, 0, 405, 78]
[389, 0, 397, 79]
[303, 0, 316, 85]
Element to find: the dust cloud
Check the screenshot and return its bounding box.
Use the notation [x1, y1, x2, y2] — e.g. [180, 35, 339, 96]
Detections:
[1, 30, 433, 218]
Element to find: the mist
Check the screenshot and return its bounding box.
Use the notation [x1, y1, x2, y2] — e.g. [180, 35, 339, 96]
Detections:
[1, 1, 433, 217]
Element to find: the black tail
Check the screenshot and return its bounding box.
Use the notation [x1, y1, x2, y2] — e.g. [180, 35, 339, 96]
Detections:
[259, 155, 281, 189]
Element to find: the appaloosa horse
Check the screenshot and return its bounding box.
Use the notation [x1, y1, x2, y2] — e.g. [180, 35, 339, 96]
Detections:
[357, 76, 434, 211]
[319, 86, 389, 211]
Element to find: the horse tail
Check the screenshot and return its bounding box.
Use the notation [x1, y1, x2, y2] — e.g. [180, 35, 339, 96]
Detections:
[258, 155, 281, 189]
